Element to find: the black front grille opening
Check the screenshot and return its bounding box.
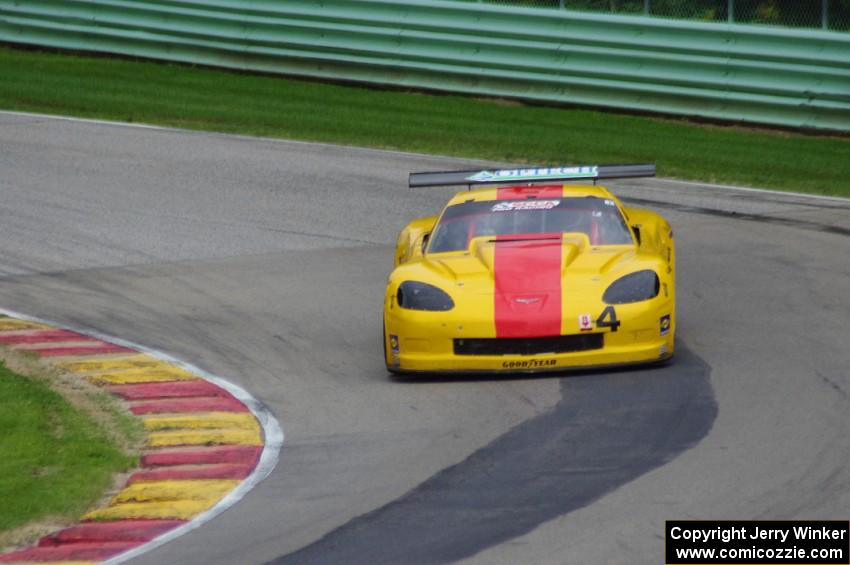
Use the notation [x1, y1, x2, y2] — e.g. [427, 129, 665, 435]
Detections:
[454, 333, 604, 356]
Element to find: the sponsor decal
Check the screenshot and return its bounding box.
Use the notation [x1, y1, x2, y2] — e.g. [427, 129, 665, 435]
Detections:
[660, 314, 671, 336]
[492, 199, 560, 212]
[578, 314, 593, 331]
[466, 166, 598, 183]
[502, 359, 557, 369]
[514, 296, 542, 305]
[604, 199, 616, 207]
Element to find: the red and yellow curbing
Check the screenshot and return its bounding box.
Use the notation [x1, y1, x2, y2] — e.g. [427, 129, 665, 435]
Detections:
[0, 314, 281, 564]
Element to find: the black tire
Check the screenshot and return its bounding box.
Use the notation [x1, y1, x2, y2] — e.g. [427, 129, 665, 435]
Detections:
[382, 322, 389, 368]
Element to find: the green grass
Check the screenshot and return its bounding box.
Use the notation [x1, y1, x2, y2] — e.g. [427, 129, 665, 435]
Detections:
[1, 45, 849, 196]
[0, 359, 137, 536]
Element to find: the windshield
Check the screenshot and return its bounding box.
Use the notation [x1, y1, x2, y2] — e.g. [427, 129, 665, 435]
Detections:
[428, 196, 633, 253]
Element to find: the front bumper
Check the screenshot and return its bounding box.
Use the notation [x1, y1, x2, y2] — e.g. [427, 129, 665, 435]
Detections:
[384, 298, 675, 374]
[386, 335, 672, 373]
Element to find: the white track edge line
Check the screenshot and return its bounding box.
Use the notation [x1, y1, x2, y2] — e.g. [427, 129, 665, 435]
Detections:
[0, 306, 284, 565]
[4, 109, 847, 204]
[641, 178, 850, 204]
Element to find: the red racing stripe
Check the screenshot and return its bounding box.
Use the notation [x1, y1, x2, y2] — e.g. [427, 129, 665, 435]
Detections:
[495, 185, 563, 200]
[493, 186, 563, 338]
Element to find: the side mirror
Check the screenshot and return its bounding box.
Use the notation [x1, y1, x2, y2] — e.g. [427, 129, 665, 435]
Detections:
[632, 225, 642, 246]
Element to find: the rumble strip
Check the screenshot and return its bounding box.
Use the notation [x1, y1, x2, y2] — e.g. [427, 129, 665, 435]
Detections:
[0, 310, 283, 564]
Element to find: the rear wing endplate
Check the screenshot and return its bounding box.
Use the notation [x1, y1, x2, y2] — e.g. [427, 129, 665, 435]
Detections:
[408, 164, 655, 188]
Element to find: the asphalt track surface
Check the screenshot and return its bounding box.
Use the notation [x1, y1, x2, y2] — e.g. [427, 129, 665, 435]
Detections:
[1, 112, 849, 565]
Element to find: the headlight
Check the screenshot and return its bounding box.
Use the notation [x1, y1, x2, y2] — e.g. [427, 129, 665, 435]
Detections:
[603, 270, 660, 304]
[397, 281, 454, 311]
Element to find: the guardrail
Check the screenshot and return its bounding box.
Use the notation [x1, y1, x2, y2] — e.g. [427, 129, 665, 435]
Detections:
[1, 0, 849, 131]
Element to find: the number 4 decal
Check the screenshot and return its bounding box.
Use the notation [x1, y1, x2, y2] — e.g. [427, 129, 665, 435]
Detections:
[596, 306, 621, 332]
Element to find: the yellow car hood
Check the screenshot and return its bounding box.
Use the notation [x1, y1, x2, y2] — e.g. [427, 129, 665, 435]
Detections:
[395, 235, 652, 339]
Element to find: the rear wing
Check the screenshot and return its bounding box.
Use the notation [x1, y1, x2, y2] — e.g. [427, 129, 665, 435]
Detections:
[408, 163, 655, 188]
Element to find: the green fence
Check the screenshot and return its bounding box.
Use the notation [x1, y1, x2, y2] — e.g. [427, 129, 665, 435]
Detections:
[1, 0, 849, 131]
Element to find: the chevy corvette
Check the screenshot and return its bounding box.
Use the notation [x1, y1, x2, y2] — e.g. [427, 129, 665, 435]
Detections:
[384, 164, 674, 374]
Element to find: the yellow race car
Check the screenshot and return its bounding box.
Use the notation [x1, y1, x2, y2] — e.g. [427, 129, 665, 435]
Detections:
[384, 164, 674, 374]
